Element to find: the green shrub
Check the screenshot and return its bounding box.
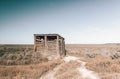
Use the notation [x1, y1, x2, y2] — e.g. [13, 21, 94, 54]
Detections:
[11, 56, 17, 60]
[0, 52, 4, 57]
[7, 48, 20, 53]
[86, 53, 98, 58]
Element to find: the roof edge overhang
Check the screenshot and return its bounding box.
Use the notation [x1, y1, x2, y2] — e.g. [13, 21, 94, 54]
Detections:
[34, 34, 64, 39]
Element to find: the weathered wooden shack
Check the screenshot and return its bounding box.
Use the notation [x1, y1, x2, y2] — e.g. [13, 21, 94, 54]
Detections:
[34, 34, 65, 59]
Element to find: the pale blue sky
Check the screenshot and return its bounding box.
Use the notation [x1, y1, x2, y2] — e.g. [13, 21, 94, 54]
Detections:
[0, 0, 120, 44]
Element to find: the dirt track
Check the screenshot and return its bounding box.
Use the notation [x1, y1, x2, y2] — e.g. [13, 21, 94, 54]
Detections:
[40, 56, 100, 79]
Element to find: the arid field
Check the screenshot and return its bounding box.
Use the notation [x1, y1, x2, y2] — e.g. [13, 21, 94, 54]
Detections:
[0, 44, 120, 79]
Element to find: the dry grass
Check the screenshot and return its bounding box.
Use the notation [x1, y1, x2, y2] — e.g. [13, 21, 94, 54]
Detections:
[1, 54, 120, 79]
[39, 58, 83, 79]
[86, 56, 120, 73]
[54, 61, 82, 79]
[0, 58, 62, 79]
[1, 44, 120, 79]
[68, 53, 120, 79]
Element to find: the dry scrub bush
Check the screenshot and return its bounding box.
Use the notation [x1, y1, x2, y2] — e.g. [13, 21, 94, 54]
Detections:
[0, 47, 35, 65]
[110, 53, 120, 59]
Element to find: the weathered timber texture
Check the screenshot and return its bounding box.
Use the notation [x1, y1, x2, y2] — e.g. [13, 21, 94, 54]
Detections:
[34, 34, 65, 59]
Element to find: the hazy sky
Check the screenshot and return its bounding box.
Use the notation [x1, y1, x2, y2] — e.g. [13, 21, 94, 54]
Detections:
[0, 0, 120, 44]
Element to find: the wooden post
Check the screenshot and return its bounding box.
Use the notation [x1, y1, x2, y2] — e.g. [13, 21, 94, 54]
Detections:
[62, 38, 65, 56]
[45, 35, 47, 54]
[34, 34, 36, 52]
[61, 38, 63, 56]
[56, 35, 60, 57]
